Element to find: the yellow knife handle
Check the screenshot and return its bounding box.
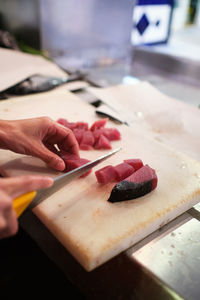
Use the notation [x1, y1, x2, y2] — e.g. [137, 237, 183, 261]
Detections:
[13, 191, 37, 218]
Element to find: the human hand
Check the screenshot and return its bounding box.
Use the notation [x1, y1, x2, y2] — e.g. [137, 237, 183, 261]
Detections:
[0, 117, 79, 171]
[0, 175, 53, 239]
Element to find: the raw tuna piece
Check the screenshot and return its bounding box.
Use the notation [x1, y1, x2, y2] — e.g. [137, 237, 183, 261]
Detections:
[59, 152, 78, 161]
[114, 163, 134, 181]
[79, 130, 95, 150]
[74, 122, 88, 130]
[94, 134, 112, 150]
[57, 118, 78, 130]
[95, 165, 116, 184]
[57, 118, 69, 127]
[59, 152, 91, 177]
[66, 122, 78, 131]
[108, 165, 157, 203]
[73, 129, 84, 145]
[65, 157, 92, 178]
[103, 128, 121, 141]
[124, 159, 143, 171]
[92, 129, 104, 143]
[93, 128, 121, 142]
[81, 130, 94, 146]
[90, 118, 108, 131]
[79, 144, 93, 150]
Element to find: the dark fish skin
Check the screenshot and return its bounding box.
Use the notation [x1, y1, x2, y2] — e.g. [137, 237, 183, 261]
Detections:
[108, 180, 153, 203]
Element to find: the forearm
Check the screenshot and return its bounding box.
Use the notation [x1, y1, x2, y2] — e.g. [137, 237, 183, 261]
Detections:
[0, 119, 15, 150]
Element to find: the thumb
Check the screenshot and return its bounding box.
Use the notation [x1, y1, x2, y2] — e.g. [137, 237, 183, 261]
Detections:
[32, 143, 66, 171]
[2, 175, 53, 199]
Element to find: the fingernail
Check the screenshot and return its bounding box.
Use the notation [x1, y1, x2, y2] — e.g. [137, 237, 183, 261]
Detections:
[43, 177, 54, 187]
[56, 160, 65, 171]
[37, 177, 53, 187]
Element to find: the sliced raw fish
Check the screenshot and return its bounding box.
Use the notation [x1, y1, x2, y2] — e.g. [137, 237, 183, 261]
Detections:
[90, 118, 108, 131]
[80, 131, 94, 146]
[80, 130, 95, 150]
[74, 122, 88, 130]
[57, 118, 69, 127]
[57, 118, 88, 131]
[94, 134, 112, 150]
[58, 117, 121, 150]
[73, 128, 84, 144]
[92, 129, 104, 143]
[65, 122, 77, 131]
[93, 128, 121, 142]
[124, 159, 143, 171]
[65, 157, 92, 177]
[59, 152, 78, 160]
[114, 163, 134, 181]
[103, 128, 121, 141]
[108, 165, 157, 202]
[95, 165, 116, 184]
[60, 153, 91, 177]
[57, 118, 77, 130]
[79, 144, 93, 150]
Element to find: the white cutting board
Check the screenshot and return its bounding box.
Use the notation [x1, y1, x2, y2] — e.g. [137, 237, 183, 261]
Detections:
[88, 82, 200, 162]
[0, 89, 200, 271]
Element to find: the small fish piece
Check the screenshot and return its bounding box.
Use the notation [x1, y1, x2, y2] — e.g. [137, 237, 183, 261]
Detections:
[94, 134, 112, 150]
[124, 159, 143, 171]
[114, 163, 135, 181]
[80, 130, 95, 150]
[73, 128, 84, 145]
[60, 152, 92, 178]
[90, 118, 108, 131]
[103, 128, 121, 141]
[95, 165, 116, 184]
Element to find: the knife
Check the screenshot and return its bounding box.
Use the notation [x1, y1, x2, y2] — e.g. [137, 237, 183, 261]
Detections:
[13, 147, 121, 217]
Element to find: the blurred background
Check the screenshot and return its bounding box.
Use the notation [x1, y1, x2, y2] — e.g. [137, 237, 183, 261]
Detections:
[1, 0, 200, 93]
[0, 0, 200, 109]
[0, 0, 199, 65]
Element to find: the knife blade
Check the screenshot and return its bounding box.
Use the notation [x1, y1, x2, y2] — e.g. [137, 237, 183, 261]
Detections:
[13, 147, 121, 216]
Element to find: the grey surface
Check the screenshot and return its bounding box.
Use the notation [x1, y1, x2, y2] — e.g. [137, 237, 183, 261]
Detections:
[0, 0, 40, 48]
[129, 203, 200, 300]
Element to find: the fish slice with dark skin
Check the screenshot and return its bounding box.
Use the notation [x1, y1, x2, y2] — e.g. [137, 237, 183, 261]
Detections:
[108, 165, 158, 203]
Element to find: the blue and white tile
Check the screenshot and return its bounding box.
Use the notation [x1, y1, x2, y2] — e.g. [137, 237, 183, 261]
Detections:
[131, 3, 173, 45]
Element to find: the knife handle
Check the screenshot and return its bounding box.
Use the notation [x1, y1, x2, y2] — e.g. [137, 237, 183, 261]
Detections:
[13, 191, 37, 218]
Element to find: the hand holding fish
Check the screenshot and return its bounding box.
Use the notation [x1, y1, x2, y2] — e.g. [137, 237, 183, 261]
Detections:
[0, 117, 79, 171]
